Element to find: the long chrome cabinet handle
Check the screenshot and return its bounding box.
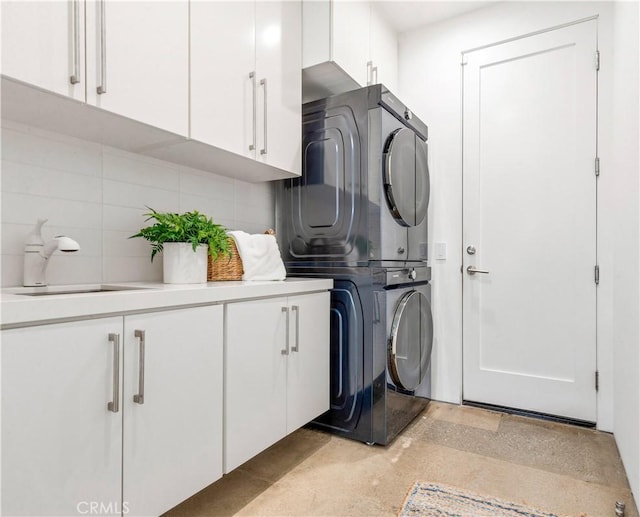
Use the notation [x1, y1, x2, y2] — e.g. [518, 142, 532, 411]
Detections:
[97, 0, 107, 94]
[372, 65, 378, 85]
[466, 266, 490, 275]
[281, 306, 289, 355]
[249, 71, 256, 151]
[107, 333, 120, 413]
[69, 0, 81, 84]
[291, 305, 299, 352]
[133, 330, 145, 404]
[260, 78, 267, 155]
[366, 61, 373, 85]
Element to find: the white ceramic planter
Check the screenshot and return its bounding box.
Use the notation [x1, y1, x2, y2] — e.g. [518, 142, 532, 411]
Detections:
[162, 243, 208, 284]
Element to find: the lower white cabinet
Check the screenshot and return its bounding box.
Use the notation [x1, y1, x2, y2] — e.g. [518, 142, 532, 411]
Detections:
[1, 317, 123, 517]
[224, 292, 330, 472]
[1, 305, 223, 517]
[122, 307, 223, 516]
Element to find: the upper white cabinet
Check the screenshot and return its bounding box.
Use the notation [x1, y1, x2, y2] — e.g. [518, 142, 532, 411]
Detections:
[254, 0, 302, 174]
[0, 0, 300, 181]
[369, 3, 398, 91]
[1, 0, 188, 136]
[0, 0, 86, 101]
[331, 0, 370, 86]
[85, 0, 189, 136]
[191, 1, 255, 161]
[302, 0, 398, 101]
[190, 0, 302, 176]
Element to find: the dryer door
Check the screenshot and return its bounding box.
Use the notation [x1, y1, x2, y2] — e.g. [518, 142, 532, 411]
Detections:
[388, 290, 434, 391]
[383, 128, 430, 227]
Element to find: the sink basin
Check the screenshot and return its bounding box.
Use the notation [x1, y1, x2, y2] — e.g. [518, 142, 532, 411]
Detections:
[17, 286, 150, 296]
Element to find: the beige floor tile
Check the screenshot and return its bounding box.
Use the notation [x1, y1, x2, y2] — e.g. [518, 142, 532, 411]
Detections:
[164, 469, 272, 517]
[165, 404, 639, 517]
[405, 405, 629, 488]
[426, 401, 502, 432]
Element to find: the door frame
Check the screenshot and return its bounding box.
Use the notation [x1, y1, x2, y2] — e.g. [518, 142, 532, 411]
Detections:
[460, 16, 600, 424]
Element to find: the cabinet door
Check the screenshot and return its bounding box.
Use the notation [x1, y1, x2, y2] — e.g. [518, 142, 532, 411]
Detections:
[332, 0, 370, 86]
[286, 292, 331, 432]
[225, 297, 288, 473]
[85, 0, 188, 136]
[369, 3, 398, 92]
[1, 0, 85, 101]
[1, 318, 123, 516]
[123, 305, 223, 516]
[191, 1, 255, 158]
[255, 0, 302, 175]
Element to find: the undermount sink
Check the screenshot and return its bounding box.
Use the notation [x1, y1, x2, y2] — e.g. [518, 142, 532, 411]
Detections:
[17, 286, 150, 296]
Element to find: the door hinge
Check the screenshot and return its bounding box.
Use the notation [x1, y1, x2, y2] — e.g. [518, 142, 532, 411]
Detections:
[595, 50, 600, 71]
[595, 371, 600, 391]
[595, 265, 600, 285]
[595, 157, 600, 177]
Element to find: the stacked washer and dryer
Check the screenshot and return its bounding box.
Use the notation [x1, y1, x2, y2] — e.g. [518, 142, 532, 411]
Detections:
[277, 85, 433, 445]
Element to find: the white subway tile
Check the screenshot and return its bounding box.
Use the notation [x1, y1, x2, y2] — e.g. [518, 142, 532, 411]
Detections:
[1, 254, 22, 287]
[1, 160, 102, 203]
[102, 150, 180, 191]
[180, 171, 235, 200]
[235, 221, 276, 235]
[102, 205, 149, 232]
[103, 230, 153, 258]
[235, 180, 275, 209]
[1, 192, 102, 228]
[179, 193, 235, 223]
[0, 123, 277, 287]
[1, 127, 101, 176]
[215, 218, 236, 232]
[103, 179, 179, 211]
[103, 256, 163, 283]
[234, 202, 275, 229]
[46, 255, 102, 285]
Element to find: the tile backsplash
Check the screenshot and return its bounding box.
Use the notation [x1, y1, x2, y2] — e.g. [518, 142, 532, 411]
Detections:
[0, 121, 275, 287]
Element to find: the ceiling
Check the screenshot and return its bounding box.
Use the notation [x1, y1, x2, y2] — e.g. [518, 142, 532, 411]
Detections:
[375, 1, 497, 33]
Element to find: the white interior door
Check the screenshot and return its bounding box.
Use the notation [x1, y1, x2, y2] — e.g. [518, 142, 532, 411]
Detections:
[462, 20, 598, 422]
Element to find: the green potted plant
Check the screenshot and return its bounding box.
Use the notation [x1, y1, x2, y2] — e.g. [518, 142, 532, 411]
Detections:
[131, 207, 231, 284]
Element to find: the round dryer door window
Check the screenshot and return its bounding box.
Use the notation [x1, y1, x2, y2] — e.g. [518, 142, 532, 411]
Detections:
[388, 290, 434, 392]
[383, 128, 430, 227]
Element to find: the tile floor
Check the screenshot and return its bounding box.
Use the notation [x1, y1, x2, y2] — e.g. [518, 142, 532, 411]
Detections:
[165, 402, 639, 517]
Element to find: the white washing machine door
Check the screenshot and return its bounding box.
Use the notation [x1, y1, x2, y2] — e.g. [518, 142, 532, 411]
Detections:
[383, 128, 430, 227]
[388, 289, 434, 391]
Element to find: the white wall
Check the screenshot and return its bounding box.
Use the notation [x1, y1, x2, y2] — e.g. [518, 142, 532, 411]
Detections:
[611, 0, 640, 505]
[399, 0, 638, 503]
[0, 121, 275, 287]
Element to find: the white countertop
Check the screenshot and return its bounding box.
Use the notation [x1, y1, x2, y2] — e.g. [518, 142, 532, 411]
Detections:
[1, 278, 333, 328]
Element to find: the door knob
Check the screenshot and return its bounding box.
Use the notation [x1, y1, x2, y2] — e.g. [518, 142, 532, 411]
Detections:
[466, 266, 489, 275]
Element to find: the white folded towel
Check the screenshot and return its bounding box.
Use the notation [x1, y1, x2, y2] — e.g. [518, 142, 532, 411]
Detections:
[228, 231, 286, 281]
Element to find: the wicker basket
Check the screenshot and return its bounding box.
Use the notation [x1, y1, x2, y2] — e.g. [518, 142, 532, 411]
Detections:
[208, 238, 243, 281]
[207, 229, 275, 281]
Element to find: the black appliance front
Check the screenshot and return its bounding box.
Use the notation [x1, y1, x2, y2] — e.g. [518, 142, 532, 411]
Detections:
[312, 273, 374, 443]
[277, 84, 430, 267]
[293, 267, 432, 445]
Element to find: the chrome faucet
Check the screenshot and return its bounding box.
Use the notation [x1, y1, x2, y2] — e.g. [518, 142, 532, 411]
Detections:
[23, 219, 80, 287]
